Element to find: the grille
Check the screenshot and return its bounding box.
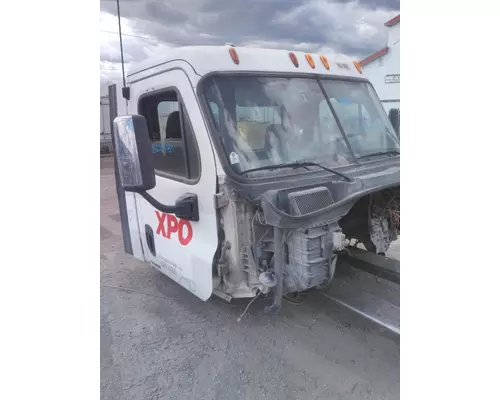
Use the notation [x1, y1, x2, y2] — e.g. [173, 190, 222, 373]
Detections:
[288, 187, 334, 216]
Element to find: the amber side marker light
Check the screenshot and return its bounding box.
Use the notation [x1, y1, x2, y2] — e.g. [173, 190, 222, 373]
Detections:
[289, 52, 299, 67]
[320, 55, 330, 70]
[305, 53, 315, 69]
[353, 61, 362, 74]
[229, 47, 239, 65]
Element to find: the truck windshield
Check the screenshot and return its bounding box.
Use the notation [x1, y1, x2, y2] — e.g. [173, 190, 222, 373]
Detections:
[202, 75, 399, 174]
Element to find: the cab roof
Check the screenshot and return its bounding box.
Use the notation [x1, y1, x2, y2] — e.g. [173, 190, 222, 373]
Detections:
[127, 45, 364, 81]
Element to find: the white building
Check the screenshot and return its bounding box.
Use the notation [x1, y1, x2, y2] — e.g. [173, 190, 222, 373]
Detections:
[359, 14, 400, 114]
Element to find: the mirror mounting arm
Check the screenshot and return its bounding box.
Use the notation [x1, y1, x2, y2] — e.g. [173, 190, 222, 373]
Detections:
[137, 192, 200, 222]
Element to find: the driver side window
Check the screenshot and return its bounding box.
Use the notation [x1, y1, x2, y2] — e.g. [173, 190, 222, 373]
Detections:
[138, 88, 200, 183]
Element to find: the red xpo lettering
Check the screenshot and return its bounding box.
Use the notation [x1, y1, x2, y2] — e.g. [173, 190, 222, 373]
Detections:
[155, 211, 193, 246]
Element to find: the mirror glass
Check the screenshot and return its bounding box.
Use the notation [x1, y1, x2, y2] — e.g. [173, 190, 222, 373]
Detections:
[113, 116, 144, 188]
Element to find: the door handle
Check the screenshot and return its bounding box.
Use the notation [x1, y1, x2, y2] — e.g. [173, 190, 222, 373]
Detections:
[138, 192, 199, 222]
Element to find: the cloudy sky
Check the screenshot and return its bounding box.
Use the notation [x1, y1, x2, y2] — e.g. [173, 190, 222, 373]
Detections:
[100, 0, 399, 87]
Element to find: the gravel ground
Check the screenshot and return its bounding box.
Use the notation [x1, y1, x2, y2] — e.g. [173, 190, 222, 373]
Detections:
[100, 156, 400, 400]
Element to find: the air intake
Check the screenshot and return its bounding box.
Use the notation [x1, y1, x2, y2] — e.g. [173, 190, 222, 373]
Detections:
[288, 187, 334, 216]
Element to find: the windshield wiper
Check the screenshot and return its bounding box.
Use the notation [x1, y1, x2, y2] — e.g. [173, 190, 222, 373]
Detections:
[240, 161, 354, 182]
[357, 150, 400, 160]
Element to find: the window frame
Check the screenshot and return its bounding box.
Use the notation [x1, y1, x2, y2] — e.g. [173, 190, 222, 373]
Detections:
[138, 86, 201, 185]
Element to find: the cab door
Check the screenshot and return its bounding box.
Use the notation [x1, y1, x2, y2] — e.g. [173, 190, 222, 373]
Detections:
[130, 70, 219, 301]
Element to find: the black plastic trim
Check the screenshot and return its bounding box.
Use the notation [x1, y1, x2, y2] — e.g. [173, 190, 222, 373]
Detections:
[231, 157, 399, 203]
[145, 224, 156, 257]
[139, 192, 200, 222]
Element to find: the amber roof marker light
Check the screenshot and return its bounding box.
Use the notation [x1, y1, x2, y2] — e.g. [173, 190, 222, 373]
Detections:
[305, 53, 315, 69]
[353, 61, 362, 74]
[320, 55, 330, 70]
[228, 47, 239, 65]
[289, 52, 299, 67]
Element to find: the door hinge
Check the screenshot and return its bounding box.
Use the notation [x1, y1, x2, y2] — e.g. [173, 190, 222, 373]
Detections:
[218, 261, 230, 277]
[216, 241, 231, 276]
[214, 192, 229, 209]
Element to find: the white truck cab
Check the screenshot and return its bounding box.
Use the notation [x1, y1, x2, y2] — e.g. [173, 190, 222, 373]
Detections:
[110, 45, 400, 313]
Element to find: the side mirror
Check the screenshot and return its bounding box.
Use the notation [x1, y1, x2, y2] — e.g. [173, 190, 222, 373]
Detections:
[112, 115, 156, 192]
[388, 108, 400, 138]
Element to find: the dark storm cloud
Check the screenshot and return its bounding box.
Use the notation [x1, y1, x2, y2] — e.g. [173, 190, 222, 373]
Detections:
[355, 0, 399, 9]
[143, 1, 189, 24]
[100, 0, 399, 62]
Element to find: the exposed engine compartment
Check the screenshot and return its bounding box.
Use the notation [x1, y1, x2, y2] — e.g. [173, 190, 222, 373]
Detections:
[252, 187, 346, 295]
[339, 187, 400, 254]
[214, 180, 400, 303]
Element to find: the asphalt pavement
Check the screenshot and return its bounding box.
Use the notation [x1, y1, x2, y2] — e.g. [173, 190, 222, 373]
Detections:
[100, 155, 400, 400]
